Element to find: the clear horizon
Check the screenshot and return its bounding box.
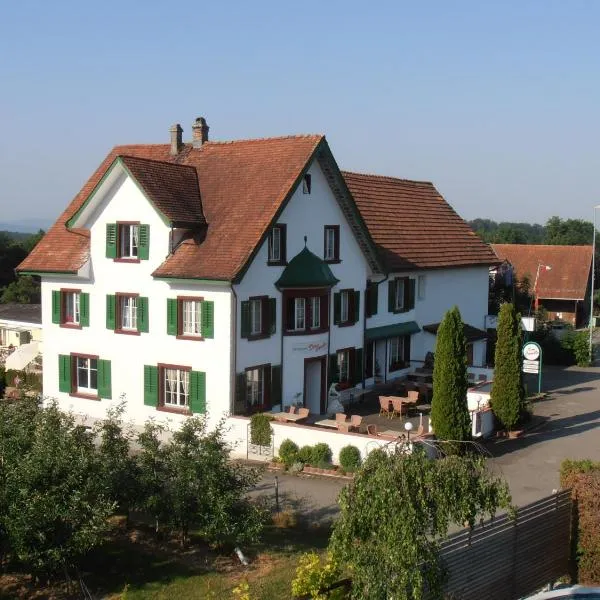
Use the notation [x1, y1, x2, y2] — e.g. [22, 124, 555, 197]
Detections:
[2, 1, 599, 225]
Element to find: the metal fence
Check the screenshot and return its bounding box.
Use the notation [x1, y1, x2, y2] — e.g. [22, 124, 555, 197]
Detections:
[438, 490, 572, 599]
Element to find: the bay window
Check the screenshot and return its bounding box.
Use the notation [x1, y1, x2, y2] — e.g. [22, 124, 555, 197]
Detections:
[283, 290, 328, 334]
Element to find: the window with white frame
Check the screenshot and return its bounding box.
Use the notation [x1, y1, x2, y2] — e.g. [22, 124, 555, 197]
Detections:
[389, 336, 404, 370]
[182, 299, 201, 336]
[268, 225, 286, 263]
[418, 275, 426, 300]
[294, 297, 306, 330]
[310, 296, 320, 329]
[340, 291, 349, 323]
[119, 224, 139, 259]
[76, 356, 98, 394]
[337, 350, 351, 383]
[246, 367, 264, 407]
[64, 291, 80, 324]
[394, 278, 405, 311]
[250, 298, 262, 336]
[163, 367, 190, 408]
[118, 295, 137, 330]
[324, 226, 339, 261]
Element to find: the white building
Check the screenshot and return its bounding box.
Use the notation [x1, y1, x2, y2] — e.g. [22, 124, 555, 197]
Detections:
[18, 118, 497, 444]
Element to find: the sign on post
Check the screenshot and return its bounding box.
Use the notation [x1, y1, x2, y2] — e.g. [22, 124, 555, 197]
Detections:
[522, 341, 543, 394]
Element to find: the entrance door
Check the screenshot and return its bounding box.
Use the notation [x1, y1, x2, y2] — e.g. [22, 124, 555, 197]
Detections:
[304, 356, 326, 415]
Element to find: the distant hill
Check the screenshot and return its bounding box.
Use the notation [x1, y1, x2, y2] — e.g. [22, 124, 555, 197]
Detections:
[0, 218, 52, 233]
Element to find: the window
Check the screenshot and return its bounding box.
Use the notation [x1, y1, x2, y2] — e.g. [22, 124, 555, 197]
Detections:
[268, 224, 287, 264]
[283, 290, 328, 334]
[58, 354, 111, 398]
[310, 296, 320, 329]
[182, 300, 201, 336]
[52, 290, 89, 327]
[302, 173, 312, 194]
[336, 349, 355, 384]
[76, 356, 98, 394]
[324, 225, 340, 262]
[118, 295, 137, 331]
[418, 275, 426, 300]
[394, 279, 405, 311]
[163, 367, 190, 408]
[334, 289, 359, 326]
[241, 297, 276, 339]
[106, 222, 149, 260]
[167, 297, 214, 339]
[388, 277, 415, 313]
[246, 367, 264, 407]
[389, 335, 411, 371]
[250, 298, 262, 335]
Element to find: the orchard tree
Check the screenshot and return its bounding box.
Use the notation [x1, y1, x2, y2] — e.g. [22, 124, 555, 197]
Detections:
[491, 303, 526, 430]
[329, 448, 511, 599]
[430, 306, 471, 450]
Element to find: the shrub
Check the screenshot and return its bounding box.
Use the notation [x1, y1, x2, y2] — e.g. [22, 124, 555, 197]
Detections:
[572, 331, 591, 367]
[272, 509, 297, 529]
[278, 439, 299, 467]
[298, 445, 314, 465]
[250, 413, 272, 447]
[339, 445, 361, 472]
[289, 462, 304, 475]
[291, 552, 342, 600]
[311, 443, 332, 466]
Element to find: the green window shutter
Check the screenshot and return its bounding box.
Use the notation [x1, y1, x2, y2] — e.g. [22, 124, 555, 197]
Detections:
[270, 364, 282, 406]
[58, 354, 71, 393]
[403, 335, 412, 366]
[353, 290, 360, 323]
[240, 301, 250, 338]
[201, 300, 214, 339]
[190, 371, 206, 414]
[388, 279, 396, 312]
[144, 365, 158, 407]
[106, 223, 117, 258]
[137, 297, 149, 333]
[106, 294, 116, 330]
[268, 298, 276, 335]
[333, 292, 341, 324]
[167, 298, 178, 335]
[235, 372, 247, 413]
[407, 279, 416, 311]
[98, 359, 112, 399]
[367, 283, 378, 317]
[52, 290, 61, 324]
[138, 224, 150, 260]
[354, 348, 363, 385]
[327, 354, 338, 387]
[80, 293, 90, 327]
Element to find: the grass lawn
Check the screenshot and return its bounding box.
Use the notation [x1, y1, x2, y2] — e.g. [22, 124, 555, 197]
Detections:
[0, 520, 332, 600]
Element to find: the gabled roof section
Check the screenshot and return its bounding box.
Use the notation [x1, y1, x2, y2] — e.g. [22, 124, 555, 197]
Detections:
[18, 144, 174, 274]
[275, 246, 339, 289]
[492, 244, 593, 301]
[342, 171, 499, 271]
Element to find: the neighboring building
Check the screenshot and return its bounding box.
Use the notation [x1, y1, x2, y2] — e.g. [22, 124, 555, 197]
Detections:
[17, 118, 497, 434]
[0, 303, 43, 371]
[492, 244, 593, 327]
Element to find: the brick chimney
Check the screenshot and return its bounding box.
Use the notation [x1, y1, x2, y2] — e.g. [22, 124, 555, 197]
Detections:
[191, 117, 209, 147]
[169, 123, 183, 156]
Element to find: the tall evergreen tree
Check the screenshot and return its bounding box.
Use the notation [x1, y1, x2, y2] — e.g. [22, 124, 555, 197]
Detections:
[430, 306, 471, 449]
[491, 302, 525, 430]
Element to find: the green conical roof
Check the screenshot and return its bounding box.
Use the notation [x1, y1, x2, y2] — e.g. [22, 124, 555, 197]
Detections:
[275, 246, 340, 289]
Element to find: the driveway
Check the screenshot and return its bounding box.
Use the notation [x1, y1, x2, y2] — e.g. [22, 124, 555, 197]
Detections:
[253, 365, 600, 520]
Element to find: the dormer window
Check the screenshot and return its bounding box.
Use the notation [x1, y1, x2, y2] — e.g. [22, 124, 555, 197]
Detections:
[106, 222, 149, 260]
[267, 224, 287, 265]
[302, 174, 312, 194]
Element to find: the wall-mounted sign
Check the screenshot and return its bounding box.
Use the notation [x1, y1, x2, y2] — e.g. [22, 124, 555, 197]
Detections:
[522, 341, 543, 392]
[292, 341, 327, 353]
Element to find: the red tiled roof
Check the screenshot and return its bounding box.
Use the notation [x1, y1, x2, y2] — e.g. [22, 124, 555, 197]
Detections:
[119, 156, 205, 225]
[492, 244, 593, 300]
[342, 172, 498, 270]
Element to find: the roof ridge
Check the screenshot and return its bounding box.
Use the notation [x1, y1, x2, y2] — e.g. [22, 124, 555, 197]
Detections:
[118, 154, 198, 172]
[493, 243, 593, 250]
[342, 170, 433, 186]
[204, 133, 323, 146]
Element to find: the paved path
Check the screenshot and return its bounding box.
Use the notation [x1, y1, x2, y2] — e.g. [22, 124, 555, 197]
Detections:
[253, 365, 600, 520]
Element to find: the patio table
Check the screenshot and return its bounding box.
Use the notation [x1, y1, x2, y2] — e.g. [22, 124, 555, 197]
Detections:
[314, 418, 339, 429]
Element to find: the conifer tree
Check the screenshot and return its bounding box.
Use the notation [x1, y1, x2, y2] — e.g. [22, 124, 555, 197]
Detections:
[430, 306, 471, 449]
[491, 302, 525, 430]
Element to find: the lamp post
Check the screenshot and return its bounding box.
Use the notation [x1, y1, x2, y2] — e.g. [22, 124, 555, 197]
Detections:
[589, 205, 600, 361]
[404, 421, 413, 442]
[529, 262, 552, 318]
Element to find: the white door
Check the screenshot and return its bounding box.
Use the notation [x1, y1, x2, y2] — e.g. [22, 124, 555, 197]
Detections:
[305, 360, 322, 415]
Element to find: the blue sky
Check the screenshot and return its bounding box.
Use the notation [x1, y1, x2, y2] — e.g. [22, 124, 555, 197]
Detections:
[1, 0, 599, 225]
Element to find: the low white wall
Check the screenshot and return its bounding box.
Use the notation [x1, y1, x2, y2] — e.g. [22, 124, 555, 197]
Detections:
[471, 408, 494, 438]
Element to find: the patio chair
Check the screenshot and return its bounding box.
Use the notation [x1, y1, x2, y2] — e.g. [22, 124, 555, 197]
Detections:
[297, 408, 309, 420]
[407, 390, 419, 403]
[288, 405, 297, 414]
[391, 397, 404, 419]
[379, 396, 392, 418]
[350, 415, 362, 432]
[335, 412, 347, 423]
[336, 421, 352, 432]
[367, 424, 378, 436]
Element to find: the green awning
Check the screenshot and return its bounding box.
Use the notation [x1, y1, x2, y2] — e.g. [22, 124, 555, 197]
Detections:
[365, 321, 420, 342]
[275, 246, 339, 289]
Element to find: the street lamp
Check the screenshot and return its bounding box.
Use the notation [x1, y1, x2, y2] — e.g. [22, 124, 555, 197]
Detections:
[529, 262, 552, 318]
[589, 205, 600, 361]
[404, 421, 413, 442]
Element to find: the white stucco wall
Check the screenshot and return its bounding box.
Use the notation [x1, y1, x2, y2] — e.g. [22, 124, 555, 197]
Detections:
[41, 171, 232, 427]
[234, 159, 369, 407]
